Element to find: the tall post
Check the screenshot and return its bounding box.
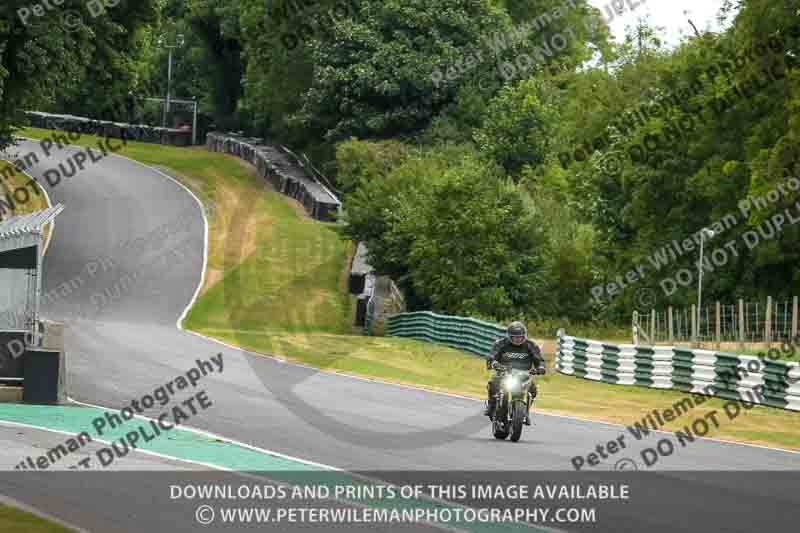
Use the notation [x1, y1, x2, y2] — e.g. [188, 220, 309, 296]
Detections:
[165, 47, 174, 127]
[192, 98, 198, 146]
[696, 235, 704, 347]
[668, 306, 674, 343]
[691, 304, 697, 348]
[32, 242, 42, 348]
[650, 309, 656, 343]
[765, 296, 772, 348]
[793, 296, 798, 342]
[738, 298, 745, 351]
[715, 301, 721, 350]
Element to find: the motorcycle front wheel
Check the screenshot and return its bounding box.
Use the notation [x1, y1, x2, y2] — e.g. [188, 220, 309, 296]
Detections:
[510, 400, 526, 442]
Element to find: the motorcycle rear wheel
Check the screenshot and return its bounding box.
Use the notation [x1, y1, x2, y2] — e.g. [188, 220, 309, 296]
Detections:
[493, 426, 509, 440]
[492, 415, 509, 440]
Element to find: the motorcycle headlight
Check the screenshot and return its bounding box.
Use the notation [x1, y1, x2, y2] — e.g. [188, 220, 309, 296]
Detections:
[503, 376, 519, 392]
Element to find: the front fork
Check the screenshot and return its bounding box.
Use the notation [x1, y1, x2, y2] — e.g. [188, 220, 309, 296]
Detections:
[488, 379, 535, 419]
[496, 391, 527, 422]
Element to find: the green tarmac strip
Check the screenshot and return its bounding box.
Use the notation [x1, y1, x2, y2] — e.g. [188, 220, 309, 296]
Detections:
[1, 404, 544, 532]
[0, 403, 319, 471]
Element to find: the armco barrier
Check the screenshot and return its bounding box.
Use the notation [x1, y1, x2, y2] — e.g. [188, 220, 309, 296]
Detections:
[206, 133, 341, 222]
[26, 111, 192, 146]
[386, 311, 506, 357]
[556, 332, 800, 412]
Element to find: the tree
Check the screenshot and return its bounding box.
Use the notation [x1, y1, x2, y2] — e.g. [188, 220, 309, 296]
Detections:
[397, 156, 547, 319]
[185, 0, 244, 128]
[474, 78, 558, 176]
[289, 0, 510, 143]
[0, 1, 111, 147]
[53, 0, 161, 120]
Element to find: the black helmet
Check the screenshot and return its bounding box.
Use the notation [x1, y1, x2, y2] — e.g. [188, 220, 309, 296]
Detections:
[507, 321, 527, 345]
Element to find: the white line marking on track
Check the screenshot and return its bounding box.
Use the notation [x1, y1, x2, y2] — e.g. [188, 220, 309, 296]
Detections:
[61, 401, 555, 532]
[1, 416, 471, 533]
[0, 491, 92, 533]
[108, 158, 209, 331]
[64, 397, 343, 471]
[0, 417, 229, 471]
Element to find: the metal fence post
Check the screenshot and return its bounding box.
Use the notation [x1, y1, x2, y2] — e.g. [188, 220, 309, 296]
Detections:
[793, 296, 798, 341]
[715, 301, 721, 350]
[765, 296, 772, 347]
[691, 304, 697, 347]
[668, 306, 674, 343]
[650, 309, 656, 343]
[738, 298, 745, 350]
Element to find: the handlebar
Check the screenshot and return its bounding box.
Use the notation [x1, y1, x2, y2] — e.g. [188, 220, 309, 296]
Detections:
[489, 362, 546, 375]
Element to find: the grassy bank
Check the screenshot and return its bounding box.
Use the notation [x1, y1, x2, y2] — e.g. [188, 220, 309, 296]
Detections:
[1, 159, 51, 245]
[1, 160, 49, 214]
[18, 127, 800, 451]
[0, 504, 75, 533]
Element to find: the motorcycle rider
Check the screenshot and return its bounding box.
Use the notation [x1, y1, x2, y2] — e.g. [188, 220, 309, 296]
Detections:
[484, 321, 546, 425]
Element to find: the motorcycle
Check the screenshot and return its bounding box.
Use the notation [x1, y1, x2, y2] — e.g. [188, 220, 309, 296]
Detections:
[489, 362, 543, 442]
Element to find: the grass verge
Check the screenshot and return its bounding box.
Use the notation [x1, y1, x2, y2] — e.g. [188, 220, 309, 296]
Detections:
[1, 159, 51, 243]
[18, 127, 800, 451]
[1, 160, 49, 213]
[0, 504, 75, 533]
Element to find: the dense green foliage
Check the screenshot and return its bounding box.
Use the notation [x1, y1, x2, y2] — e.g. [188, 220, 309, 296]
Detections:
[0, 0, 159, 146]
[3, 0, 799, 326]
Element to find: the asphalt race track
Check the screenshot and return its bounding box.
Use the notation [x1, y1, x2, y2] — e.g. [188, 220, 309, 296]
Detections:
[2, 139, 799, 532]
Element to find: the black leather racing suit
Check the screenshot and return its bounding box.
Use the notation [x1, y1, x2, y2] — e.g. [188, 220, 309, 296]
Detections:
[486, 338, 545, 415]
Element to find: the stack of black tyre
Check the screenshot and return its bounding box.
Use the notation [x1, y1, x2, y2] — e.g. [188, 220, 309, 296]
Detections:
[206, 132, 341, 222]
[26, 112, 192, 146]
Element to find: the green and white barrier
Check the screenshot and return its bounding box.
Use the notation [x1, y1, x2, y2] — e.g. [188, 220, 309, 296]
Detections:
[556, 332, 800, 412]
[385, 311, 506, 357]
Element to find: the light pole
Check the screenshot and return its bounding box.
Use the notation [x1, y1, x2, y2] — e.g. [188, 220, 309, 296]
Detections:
[158, 33, 185, 128]
[696, 227, 716, 345]
[192, 96, 198, 146]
